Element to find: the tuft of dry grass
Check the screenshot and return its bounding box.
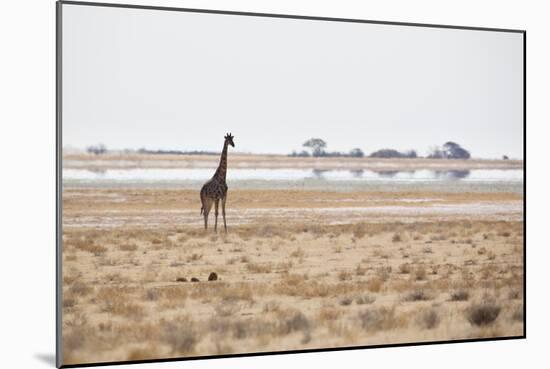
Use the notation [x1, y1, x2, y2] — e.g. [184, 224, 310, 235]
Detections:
[290, 248, 305, 258]
[355, 294, 376, 305]
[119, 243, 138, 251]
[357, 306, 407, 332]
[413, 267, 427, 281]
[69, 281, 92, 297]
[246, 262, 273, 274]
[450, 290, 470, 302]
[398, 263, 411, 274]
[127, 347, 159, 361]
[144, 288, 160, 301]
[262, 300, 280, 313]
[318, 307, 342, 322]
[466, 302, 501, 326]
[274, 276, 327, 298]
[63, 296, 76, 308]
[508, 289, 523, 300]
[416, 308, 440, 329]
[403, 289, 432, 302]
[355, 264, 367, 276]
[186, 253, 203, 262]
[74, 240, 107, 255]
[339, 296, 353, 306]
[96, 287, 145, 319]
[162, 317, 198, 355]
[338, 270, 353, 281]
[217, 283, 255, 303]
[510, 306, 524, 322]
[277, 310, 311, 335]
[366, 277, 384, 293]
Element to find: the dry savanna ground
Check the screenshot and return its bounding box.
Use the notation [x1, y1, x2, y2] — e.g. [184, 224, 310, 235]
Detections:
[62, 189, 524, 365]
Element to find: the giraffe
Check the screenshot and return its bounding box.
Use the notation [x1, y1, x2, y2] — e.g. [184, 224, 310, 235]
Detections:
[200, 133, 235, 232]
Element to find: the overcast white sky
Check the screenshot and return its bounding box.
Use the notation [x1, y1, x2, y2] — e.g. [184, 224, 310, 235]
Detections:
[62, 4, 524, 159]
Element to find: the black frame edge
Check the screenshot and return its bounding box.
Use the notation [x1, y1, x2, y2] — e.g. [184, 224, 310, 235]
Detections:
[58, 0, 526, 34]
[56, 0, 63, 367]
[522, 30, 526, 339]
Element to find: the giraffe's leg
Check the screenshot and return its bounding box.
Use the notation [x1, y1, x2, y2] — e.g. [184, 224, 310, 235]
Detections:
[203, 199, 213, 230]
[222, 196, 227, 233]
[214, 199, 219, 233]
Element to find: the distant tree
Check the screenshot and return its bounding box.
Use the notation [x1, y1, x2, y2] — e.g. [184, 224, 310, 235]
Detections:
[349, 148, 365, 158]
[289, 150, 311, 157]
[370, 149, 405, 158]
[290, 150, 311, 157]
[443, 141, 471, 159]
[502, 155, 509, 160]
[87, 143, 107, 155]
[404, 150, 418, 158]
[303, 138, 327, 157]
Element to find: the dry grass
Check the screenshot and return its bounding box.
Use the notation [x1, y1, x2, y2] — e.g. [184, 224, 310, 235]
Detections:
[162, 317, 198, 355]
[61, 188, 524, 364]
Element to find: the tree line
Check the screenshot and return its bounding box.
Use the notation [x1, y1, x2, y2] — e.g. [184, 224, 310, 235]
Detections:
[86, 139, 473, 159]
[289, 138, 471, 159]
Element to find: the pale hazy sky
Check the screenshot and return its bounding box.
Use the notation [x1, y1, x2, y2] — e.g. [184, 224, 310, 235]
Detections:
[62, 4, 524, 159]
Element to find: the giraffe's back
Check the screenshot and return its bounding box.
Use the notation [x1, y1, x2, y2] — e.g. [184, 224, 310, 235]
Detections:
[201, 178, 228, 201]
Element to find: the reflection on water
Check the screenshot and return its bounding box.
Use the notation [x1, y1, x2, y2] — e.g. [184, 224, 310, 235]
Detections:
[312, 169, 330, 179]
[376, 170, 399, 178]
[350, 169, 364, 178]
[63, 168, 523, 183]
[433, 170, 470, 180]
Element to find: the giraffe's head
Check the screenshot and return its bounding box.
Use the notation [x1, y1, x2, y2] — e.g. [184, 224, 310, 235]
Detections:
[224, 133, 235, 148]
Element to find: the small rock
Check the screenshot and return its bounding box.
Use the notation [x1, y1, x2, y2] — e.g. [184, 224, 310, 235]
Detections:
[208, 272, 218, 281]
[191, 277, 200, 282]
[176, 277, 187, 282]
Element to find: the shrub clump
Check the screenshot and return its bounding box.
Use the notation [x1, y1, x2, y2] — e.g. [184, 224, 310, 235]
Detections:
[403, 289, 432, 302]
[466, 303, 501, 326]
[450, 290, 469, 301]
[357, 307, 404, 331]
[416, 309, 440, 329]
[355, 294, 376, 305]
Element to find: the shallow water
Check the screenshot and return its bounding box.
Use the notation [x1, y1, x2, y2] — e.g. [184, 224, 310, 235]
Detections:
[63, 168, 522, 183]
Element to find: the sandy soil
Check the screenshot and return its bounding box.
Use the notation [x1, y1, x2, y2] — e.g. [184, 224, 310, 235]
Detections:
[61, 188, 524, 365]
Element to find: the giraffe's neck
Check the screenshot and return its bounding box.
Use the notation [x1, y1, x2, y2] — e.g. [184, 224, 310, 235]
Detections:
[214, 141, 228, 182]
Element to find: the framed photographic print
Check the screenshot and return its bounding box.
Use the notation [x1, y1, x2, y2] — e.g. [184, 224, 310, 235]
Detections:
[57, 1, 525, 367]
